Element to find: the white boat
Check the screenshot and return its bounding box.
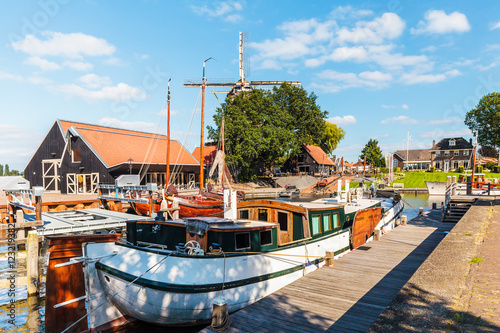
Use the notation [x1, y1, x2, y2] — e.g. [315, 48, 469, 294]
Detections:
[48, 191, 403, 331]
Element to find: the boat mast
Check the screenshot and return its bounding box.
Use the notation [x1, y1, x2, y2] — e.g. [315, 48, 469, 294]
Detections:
[471, 131, 478, 184]
[166, 79, 171, 187]
[200, 57, 213, 190]
[221, 114, 225, 189]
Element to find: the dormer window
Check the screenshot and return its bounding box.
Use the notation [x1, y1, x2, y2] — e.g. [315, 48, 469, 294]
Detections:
[449, 139, 455, 146]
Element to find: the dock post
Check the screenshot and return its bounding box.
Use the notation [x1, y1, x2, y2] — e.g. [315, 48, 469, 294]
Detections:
[16, 209, 25, 240]
[325, 250, 335, 266]
[401, 215, 407, 225]
[452, 176, 457, 196]
[27, 230, 39, 296]
[374, 229, 381, 241]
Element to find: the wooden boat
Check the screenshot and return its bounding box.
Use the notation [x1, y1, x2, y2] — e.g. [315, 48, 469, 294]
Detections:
[49, 193, 403, 330]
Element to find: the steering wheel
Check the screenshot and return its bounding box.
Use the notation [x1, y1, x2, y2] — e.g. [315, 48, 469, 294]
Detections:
[185, 240, 201, 254]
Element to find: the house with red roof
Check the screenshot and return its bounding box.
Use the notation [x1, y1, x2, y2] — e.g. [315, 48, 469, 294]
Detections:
[24, 120, 199, 194]
[281, 144, 335, 175]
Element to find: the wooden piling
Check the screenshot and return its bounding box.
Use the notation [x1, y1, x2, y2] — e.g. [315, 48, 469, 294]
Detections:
[27, 230, 39, 296]
[16, 209, 25, 239]
[325, 250, 335, 266]
[402, 215, 407, 225]
[374, 229, 381, 241]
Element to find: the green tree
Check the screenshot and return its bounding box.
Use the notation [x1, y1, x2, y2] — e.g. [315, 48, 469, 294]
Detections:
[360, 139, 385, 167]
[208, 83, 338, 180]
[320, 121, 345, 156]
[5, 164, 10, 175]
[465, 92, 500, 164]
[478, 145, 498, 158]
[0, 164, 3, 176]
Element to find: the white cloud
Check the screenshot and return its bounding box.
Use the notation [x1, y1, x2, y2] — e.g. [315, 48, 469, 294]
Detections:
[104, 57, 126, 66]
[64, 61, 93, 71]
[335, 143, 364, 152]
[336, 13, 405, 44]
[491, 21, 500, 30]
[0, 124, 44, 170]
[0, 71, 23, 81]
[381, 104, 409, 109]
[313, 69, 392, 92]
[476, 62, 498, 71]
[421, 45, 437, 53]
[24, 56, 61, 71]
[11, 31, 116, 59]
[190, 1, 244, 22]
[330, 6, 372, 20]
[420, 128, 472, 138]
[97, 117, 157, 133]
[428, 117, 462, 125]
[251, 19, 336, 63]
[400, 69, 461, 84]
[78, 74, 112, 89]
[58, 82, 147, 102]
[380, 115, 418, 124]
[327, 115, 357, 125]
[28, 76, 52, 85]
[411, 10, 471, 35]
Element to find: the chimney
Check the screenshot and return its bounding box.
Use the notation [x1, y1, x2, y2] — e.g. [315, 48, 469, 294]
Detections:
[469, 138, 472, 144]
[432, 140, 435, 147]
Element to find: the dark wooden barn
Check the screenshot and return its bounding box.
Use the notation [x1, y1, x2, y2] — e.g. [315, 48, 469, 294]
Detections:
[24, 120, 200, 194]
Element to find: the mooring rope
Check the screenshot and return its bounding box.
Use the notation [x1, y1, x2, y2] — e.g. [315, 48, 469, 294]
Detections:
[61, 254, 170, 333]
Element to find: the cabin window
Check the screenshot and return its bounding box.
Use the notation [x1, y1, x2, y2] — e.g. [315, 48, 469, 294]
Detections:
[333, 213, 340, 228]
[464, 150, 469, 156]
[235, 232, 251, 250]
[311, 215, 321, 235]
[454, 151, 459, 156]
[444, 151, 450, 156]
[258, 209, 268, 222]
[278, 211, 288, 231]
[240, 209, 249, 219]
[436, 152, 441, 157]
[72, 149, 81, 163]
[260, 230, 273, 246]
[323, 214, 331, 231]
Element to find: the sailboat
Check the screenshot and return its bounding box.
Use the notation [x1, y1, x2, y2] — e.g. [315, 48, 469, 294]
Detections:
[133, 76, 225, 218]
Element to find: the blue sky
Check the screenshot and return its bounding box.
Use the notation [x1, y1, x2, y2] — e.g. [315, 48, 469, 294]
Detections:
[1, 1, 500, 171]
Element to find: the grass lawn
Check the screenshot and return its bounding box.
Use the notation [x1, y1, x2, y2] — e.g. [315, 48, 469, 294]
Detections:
[392, 172, 500, 188]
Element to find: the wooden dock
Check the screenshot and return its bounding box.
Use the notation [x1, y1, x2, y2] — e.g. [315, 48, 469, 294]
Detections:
[206, 210, 453, 333]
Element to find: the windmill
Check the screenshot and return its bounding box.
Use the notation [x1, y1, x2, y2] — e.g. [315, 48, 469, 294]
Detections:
[184, 32, 301, 96]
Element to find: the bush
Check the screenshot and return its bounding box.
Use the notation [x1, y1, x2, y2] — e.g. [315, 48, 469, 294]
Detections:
[429, 166, 435, 173]
[380, 167, 389, 173]
[476, 165, 483, 173]
[458, 166, 464, 173]
[486, 161, 496, 170]
[494, 165, 500, 173]
[393, 167, 400, 172]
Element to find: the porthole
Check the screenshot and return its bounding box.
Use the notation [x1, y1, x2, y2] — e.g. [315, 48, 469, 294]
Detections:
[104, 275, 110, 283]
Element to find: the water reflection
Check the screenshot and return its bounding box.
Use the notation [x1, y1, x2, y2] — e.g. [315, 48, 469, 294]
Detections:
[401, 193, 444, 221]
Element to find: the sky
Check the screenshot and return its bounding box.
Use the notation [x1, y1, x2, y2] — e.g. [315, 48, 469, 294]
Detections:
[1, 1, 500, 171]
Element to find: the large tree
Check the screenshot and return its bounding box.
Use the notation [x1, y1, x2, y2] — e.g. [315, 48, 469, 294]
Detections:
[465, 92, 500, 163]
[208, 83, 343, 180]
[320, 121, 345, 156]
[360, 139, 385, 167]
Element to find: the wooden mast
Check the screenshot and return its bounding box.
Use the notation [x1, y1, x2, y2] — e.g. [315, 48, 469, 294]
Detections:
[166, 79, 171, 186]
[471, 131, 478, 185]
[200, 57, 213, 190]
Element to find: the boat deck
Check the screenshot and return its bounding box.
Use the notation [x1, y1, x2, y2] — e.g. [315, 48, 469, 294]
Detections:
[24, 208, 151, 235]
[202, 209, 452, 333]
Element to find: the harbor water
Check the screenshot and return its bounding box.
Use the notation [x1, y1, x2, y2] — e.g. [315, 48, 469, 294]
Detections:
[0, 193, 442, 332]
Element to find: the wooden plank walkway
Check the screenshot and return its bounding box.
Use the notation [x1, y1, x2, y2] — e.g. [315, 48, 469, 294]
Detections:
[204, 210, 453, 333]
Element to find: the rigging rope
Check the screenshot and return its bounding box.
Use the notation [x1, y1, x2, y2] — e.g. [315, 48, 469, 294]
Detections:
[61, 253, 170, 333]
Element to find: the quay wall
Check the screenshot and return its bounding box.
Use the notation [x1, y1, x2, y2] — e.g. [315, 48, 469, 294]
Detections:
[369, 198, 498, 332]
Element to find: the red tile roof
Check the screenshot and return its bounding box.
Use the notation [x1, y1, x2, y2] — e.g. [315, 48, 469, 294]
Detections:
[58, 120, 198, 168]
[192, 145, 218, 165]
[304, 145, 335, 165]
